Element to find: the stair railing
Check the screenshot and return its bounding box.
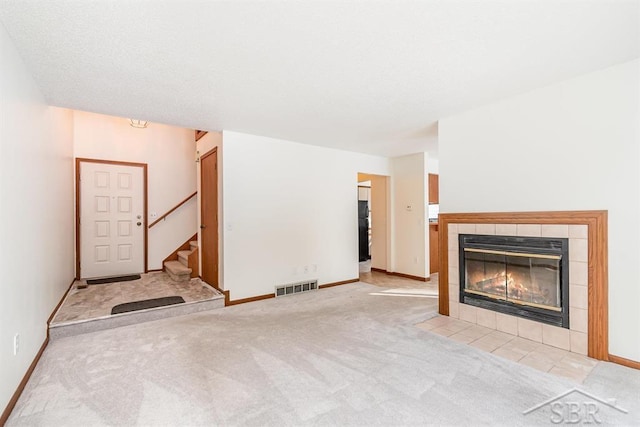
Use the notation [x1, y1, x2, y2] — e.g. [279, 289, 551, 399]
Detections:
[148, 191, 197, 229]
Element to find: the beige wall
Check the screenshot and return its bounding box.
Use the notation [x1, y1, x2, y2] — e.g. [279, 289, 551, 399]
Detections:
[0, 24, 75, 412]
[73, 111, 198, 270]
[390, 153, 428, 278]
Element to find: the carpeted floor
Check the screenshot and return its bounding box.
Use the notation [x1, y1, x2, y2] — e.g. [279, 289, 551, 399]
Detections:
[7, 282, 640, 426]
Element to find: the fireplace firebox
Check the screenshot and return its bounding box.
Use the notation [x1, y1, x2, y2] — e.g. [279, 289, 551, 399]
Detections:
[459, 234, 569, 328]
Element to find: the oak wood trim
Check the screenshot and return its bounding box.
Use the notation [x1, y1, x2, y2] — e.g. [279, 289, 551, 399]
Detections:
[219, 278, 361, 307]
[319, 278, 360, 289]
[437, 210, 608, 361]
[370, 267, 388, 273]
[203, 279, 230, 306]
[148, 192, 197, 229]
[147, 269, 163, 273]
[188, 248, 199, 278]
[0, 337, 48, 425]
[195, 130, 208, 141]
[162, 233, 198, 266]
[608, 354, 640, 370]
[387, 272, 429, 282]
[227, 293, 275, 306]
[75, 158, 149, 278]
[46, 278, 77, 336]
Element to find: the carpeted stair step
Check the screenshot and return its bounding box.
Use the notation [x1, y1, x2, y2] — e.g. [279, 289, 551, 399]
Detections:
[164, 260, 192, 282]
[189, 241, 198, 251]
[177, 250, 193, 267]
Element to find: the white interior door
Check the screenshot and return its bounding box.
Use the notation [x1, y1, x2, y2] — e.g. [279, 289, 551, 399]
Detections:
[80, 161, 145, 279]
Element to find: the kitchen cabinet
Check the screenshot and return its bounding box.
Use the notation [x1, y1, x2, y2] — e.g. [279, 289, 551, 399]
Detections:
[428, 174, 439, 204]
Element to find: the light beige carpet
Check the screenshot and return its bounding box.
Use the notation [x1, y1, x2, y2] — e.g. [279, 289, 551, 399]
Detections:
[7, 282, 640, 426]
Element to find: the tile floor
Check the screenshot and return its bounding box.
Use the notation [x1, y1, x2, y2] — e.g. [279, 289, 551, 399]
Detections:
[51, 272, 221, 326]
[415, 315, 598, 383]
[359, 267, 598, 383]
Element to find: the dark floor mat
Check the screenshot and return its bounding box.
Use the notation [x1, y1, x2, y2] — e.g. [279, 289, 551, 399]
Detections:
[87, 275, 141, 285]
[111, 296, 185, 315]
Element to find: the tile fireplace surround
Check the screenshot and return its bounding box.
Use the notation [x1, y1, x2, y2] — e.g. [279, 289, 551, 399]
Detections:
[437, 211, 608, 361]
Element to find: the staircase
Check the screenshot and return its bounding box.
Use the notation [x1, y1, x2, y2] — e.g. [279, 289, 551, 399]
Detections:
[164, 239, 199, 282]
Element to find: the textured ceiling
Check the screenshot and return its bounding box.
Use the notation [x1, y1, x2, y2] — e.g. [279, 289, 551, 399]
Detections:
[1, 1, 638, 157]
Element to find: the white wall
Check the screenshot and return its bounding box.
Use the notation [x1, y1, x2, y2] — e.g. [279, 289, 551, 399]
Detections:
[390, 153, 428, 278]
[0, 25, 75, 413]
[195, 131, 223, 286]
[427, 158, 439, 174]
[221, 131, 390, 300]
[439, 59, 640, 362]
[73, 111, 198, 270]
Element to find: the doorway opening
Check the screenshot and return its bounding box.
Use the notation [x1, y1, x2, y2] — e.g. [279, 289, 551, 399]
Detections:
[357, 173, 389, 275]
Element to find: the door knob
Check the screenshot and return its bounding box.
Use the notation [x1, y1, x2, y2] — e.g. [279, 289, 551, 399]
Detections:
[137, 222, 142, 226]
[200, 224, 206, 229]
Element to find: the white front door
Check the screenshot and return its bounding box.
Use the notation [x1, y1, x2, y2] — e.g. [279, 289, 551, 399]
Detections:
[79, 161, 145, 279]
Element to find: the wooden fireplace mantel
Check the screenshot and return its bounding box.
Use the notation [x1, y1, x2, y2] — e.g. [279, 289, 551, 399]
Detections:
[437, 210, 608, 361]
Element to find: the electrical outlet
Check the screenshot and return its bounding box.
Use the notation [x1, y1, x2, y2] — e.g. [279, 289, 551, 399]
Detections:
[414, 256, 419, 264]
[13, 333, 19, 356]
[150, 212, 158, 219]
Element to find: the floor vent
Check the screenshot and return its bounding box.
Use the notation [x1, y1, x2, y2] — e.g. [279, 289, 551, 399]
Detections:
[275, 280, 318, 297]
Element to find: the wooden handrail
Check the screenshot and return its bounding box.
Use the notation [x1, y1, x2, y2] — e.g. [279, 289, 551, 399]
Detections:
[148, 191, 197, 229]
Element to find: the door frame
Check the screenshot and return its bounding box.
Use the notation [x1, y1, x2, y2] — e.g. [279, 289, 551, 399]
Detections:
[75, 158, 148, 279]
[199, 147, 219, 287]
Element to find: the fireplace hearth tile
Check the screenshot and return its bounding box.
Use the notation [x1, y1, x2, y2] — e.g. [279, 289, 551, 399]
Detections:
[415, 317, 597, 382]
[430, 326, 457, 337]
[495, 224, 517, 235]
[487, 330, 516, 341]
[570, 331, 588, 355]
[569, 307, 588, 333]
[469, 336, 502, 352]
[475, 224, 496, 235]
[517, 317, 543, 342]
[558, 350, 597, 369]
[492, 346, 525, 362]
[448, 266, 458, 285]
[570, 284, 588, 309]
[448, 332, 476, 344]
[541, 224, 569, 238]
[569, 238, 588, 262]
[458, 224, 476, 234]
[459, 304, 477, 323]
[516, 224, 541, 237]
[502, 337, 540, 355]
[448, 250, 458, 268]
[449, 302, 459, 318]
[520, 355, 555, 372]
[569, 261, 588, 286]
[542, 324, 571, 350]
[496, 312, 519, 335]
[568, 224, 588, 239]
[476, 307, 497, 329]
[448, 235, 458, 251]
[448, 284, 458, 302]
[475, 333, 514, 349]
[457, 324, 492, 339]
